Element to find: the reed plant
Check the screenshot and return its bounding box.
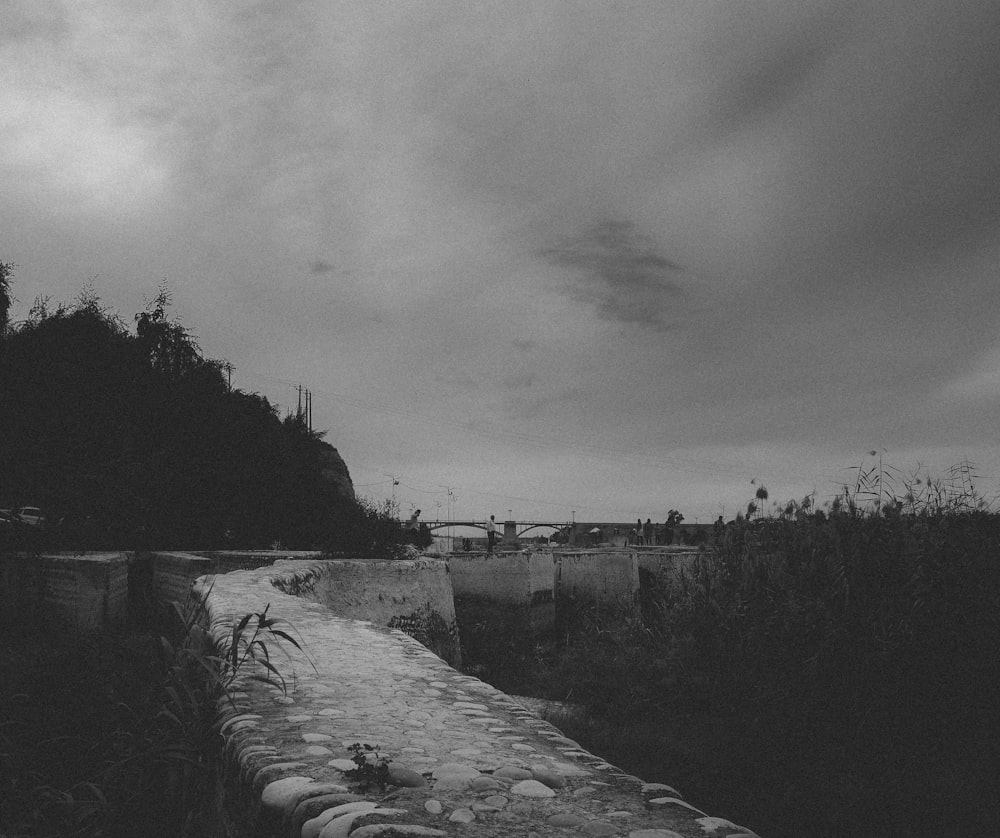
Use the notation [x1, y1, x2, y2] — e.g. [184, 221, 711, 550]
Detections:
[456, 459, 1000, 837]
[0, 593, 307, 838]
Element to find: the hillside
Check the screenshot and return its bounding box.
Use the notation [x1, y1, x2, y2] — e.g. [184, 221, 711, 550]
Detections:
[0, 278, 355, 549]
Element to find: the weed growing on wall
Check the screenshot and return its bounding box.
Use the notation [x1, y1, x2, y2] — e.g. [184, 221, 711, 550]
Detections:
[343, 743, 392, 792]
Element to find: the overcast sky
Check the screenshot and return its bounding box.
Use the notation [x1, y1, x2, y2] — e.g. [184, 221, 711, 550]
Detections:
[4, 0, 1000, 525]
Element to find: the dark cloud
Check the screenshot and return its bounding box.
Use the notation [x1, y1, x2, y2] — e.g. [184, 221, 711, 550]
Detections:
[3, 1, 69, 44]
[541, 220, 684, 330]
[696, 1, 852, 136]
[502, 372, 537, 390]
[309, 260, 335, 275]
[504, 386, 585, 422]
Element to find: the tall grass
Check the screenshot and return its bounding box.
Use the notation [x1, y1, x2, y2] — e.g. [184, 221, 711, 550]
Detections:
[0, 593, 306, 838]
[456, 461, 1000, 838]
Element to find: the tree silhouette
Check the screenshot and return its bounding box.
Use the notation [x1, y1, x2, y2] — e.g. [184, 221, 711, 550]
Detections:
[0, 262, 13, 338]
[0, 276, 357, 550]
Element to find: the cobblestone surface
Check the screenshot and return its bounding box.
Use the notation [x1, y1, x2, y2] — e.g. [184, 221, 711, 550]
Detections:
[196, 560, 761, 838]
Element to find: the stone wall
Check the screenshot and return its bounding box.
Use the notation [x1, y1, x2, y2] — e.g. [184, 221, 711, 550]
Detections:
[194, 560, 760, 838]
[195, 551, 320, 574]
[266, 557, 461, 667]
[150, 551, 215, 607]
[0, 552, 128, 632]
[555, 550, 640, 611]
[448, 550, 555, 631]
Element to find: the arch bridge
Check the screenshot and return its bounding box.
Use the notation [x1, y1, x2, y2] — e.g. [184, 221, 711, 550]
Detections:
[416, 519, 569, 544]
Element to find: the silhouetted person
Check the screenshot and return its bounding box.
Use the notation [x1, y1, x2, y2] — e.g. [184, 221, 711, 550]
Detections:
[486, 515, 497, 554]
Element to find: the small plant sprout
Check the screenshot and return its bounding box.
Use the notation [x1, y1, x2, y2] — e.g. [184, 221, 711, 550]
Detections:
[344, 743, 392, 792]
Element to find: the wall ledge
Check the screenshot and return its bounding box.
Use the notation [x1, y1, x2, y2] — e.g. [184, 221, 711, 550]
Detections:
[194, 559, 760, 838]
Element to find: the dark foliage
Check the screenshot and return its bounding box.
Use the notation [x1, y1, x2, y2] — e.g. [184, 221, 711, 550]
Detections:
[0, 592, 307, 838]
[0, 278, 356, 550]
[457, 494, 1000, 838]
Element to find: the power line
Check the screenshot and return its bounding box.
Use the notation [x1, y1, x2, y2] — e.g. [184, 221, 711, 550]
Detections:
[231, 366, 907, 511]
[234, 366, 772, 481]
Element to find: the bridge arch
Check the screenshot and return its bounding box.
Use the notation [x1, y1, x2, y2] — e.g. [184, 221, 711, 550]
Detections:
[517, 524, 563, 537]
[424, 522, 489, 534]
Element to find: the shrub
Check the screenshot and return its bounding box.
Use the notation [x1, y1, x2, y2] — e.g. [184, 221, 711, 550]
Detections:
[0, 596, 308, 838]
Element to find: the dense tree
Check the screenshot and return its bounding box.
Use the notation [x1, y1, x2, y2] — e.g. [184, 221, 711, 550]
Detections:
[0, 262, 11, 335]
[0, 273, 356, 550]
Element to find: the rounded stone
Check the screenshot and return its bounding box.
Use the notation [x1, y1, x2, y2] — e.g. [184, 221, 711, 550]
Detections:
[387, 765, 426, 788]
[302, 802, 378, 838]
[327, 759, 356, 772]
[448, 808, 476, 823]
[290, 795, 363, 836]
[317, 808, 402, 838]
[483, 795, 508, 808]
[219, 713, 263, 733]
[432, 776, 472, 791]
[251, 762, 310, 793]
[510, 779, 557, 798]
[424, 799, 443, 814]
[646, 797, 706, 815]
[470, 776, 503, 792]
[260, 776, 322, 813]
[580, 821, 621, 837]
[432, 763, 480, 779]
[530, 765, 566, 789]
[641, 783, 682, 797]
[494, 765, 532, 781]
[302, 733, 333, 743]
[548, 813, 588, 827]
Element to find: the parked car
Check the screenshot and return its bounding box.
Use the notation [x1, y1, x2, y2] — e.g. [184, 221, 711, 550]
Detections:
[0, 509, 18, 526]
[13, 506, 48, 527]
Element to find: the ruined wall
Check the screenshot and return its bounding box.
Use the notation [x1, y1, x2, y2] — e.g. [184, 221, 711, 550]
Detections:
[448, 550, 555, 631]
[150, 551, 215, 607]
[0, 553, 128, 632]
[267, 557, 461, 667]
[194, 561, 759, 838]
[555, 550, 640, 610]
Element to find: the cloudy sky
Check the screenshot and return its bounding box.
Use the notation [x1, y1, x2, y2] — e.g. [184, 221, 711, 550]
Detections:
[4, 0, 1000, 525]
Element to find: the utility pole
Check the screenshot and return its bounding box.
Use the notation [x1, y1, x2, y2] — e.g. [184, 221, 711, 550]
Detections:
[446, 487, 455, 542]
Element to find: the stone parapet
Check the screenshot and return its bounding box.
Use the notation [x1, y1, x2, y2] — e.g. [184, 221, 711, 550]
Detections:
[150, 551, 215, 606]
[555, 551, 640, 611]
[195, 561, 760, 838]
[267, 557, 460, 667]
[0, 552, 129, 632]
[448, 550, 555, 631]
